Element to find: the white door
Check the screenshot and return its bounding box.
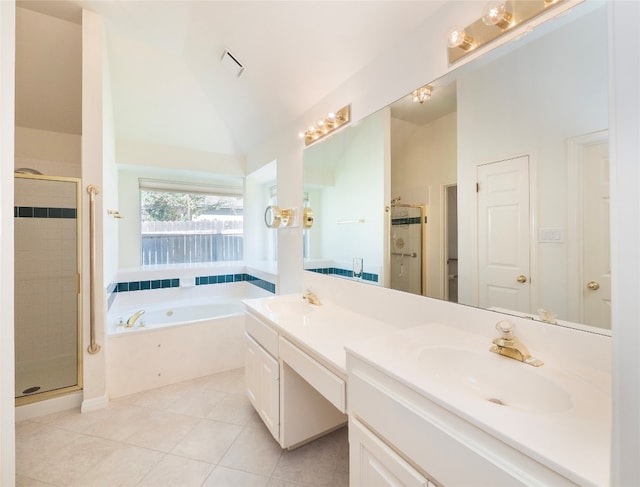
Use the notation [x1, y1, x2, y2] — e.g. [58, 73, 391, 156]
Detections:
[477, 156, 531, 313]
[582, 139, 611, 327]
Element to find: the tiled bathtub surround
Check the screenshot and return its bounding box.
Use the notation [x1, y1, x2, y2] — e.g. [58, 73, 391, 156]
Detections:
[308, 267, 379, 283]
[111, 274, 275, 295]
[108, 271, 276, 310]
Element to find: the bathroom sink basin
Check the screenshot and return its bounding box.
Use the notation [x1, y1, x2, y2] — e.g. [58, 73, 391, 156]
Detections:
[265, 298, 318, 316]
[418, 347, 574, 414]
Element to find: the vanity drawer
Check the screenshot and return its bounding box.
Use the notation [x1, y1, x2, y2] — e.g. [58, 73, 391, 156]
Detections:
[279, 336, 346, 413]
[245, 312, 278, 358]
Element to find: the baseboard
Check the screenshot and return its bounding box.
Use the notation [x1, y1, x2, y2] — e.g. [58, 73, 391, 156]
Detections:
[15, 391, 83, 422]
[81, 394, 109, 413]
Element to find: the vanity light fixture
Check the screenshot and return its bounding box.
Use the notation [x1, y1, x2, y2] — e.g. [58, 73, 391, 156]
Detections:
[447, 0, 566, 64]
[482, 1, 513, 29]
[411, 85, 432, 104]
[300, 105, 351, 146]
[264, 205, 293, 229]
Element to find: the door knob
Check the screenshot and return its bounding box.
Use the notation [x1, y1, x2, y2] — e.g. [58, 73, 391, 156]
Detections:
[586, 281, 600, 290]
[516, 275, 527, 283]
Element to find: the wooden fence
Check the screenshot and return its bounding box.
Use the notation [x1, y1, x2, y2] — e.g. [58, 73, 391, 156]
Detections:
[141, 220, 243, 265]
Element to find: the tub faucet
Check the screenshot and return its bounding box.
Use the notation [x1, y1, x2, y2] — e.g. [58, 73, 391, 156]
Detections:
[302, 290, 322, 306]
[127, 309, 145, 327]
[489, 320, 543, 367]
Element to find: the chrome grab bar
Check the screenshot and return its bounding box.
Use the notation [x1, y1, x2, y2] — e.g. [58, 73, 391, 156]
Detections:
[391, 252, 417, 258]
[86, 185, 101, 355]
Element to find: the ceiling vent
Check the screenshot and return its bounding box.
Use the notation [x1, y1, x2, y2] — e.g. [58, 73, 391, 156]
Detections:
[220, 49, 245, 78]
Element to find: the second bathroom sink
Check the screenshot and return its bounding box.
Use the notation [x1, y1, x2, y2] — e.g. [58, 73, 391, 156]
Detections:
[417, 347, 574, 414]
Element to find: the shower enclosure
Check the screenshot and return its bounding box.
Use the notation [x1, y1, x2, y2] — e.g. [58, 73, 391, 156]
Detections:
[14, 174, 82, 405]
[390, 204, 426, 296]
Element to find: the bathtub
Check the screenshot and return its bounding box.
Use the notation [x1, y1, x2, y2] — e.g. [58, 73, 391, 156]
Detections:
[109, 300, 245, 333]
[107, 281, 271, 397]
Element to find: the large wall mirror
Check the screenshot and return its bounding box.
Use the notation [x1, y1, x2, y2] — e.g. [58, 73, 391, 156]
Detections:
[303, 0, 610, 331]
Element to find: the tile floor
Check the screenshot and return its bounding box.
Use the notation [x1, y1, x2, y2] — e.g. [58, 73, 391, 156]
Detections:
[16, 368, 349, 487]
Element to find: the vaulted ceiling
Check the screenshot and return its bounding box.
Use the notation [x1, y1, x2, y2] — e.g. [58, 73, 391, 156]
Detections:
[15, 1, 446, 159]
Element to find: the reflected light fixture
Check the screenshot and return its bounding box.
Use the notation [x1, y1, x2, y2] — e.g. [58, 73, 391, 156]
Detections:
[447, 25, 475, 51]
[299, 105, 351, 146]
[411, 85, 432, 104]
[482, 1, 513, 29]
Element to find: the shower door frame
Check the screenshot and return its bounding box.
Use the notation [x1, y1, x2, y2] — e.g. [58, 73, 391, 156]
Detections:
[14, 173, 83, 406]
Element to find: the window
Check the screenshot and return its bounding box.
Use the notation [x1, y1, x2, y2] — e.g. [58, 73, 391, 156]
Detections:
[140, 180, 243, 265]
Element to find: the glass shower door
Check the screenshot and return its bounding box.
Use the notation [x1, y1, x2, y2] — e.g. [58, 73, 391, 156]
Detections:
[390, 205, 425, 296]
[14, 174, 82, 403]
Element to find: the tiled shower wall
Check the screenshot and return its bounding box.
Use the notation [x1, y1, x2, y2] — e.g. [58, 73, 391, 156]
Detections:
[14, 177, 78, 369]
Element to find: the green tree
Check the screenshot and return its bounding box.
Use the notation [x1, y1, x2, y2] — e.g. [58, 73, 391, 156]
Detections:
[141, 191, 206, 222]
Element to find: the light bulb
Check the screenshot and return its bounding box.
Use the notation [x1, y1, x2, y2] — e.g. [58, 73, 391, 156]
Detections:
[447, 26, 474, 50]
[411, 85, 432, 104]
[482, 1, 513, 28]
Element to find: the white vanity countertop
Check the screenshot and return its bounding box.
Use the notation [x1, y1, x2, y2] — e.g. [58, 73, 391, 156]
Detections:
[243, 294, 397, 377]
[346, 323, 611, 487]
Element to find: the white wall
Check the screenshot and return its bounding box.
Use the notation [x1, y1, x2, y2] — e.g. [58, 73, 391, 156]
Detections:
[14, 6, 81, 177]
[609, 2, 640, 484]
[0, 1, 15, 483]
[116, 138, 245, 176]
[457, 5, 608, 316]
[15, 127, 81, 171]
[102, 30, 119, 289]
[391, 111, 457, 298]
[80, 9, 107, 412]
[245, 161, 276, 267]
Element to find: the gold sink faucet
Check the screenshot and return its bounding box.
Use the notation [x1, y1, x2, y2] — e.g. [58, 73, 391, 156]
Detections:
[302, 290, 322, 306]
[490, 320, 543, 367]
[126, 309, 145, 327]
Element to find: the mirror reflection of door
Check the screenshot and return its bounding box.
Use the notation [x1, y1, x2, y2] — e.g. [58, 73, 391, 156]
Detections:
[445, 184, 458, 302]
[568, 130, 610, 328]
[582, 138, 610, 327]
[477, 156, 531, 313]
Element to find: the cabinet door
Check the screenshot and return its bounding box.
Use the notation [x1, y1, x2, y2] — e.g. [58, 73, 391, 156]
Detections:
[244, 333, 260, 407]
[350, 418, 431, 487]
[245, 333, 280, 441]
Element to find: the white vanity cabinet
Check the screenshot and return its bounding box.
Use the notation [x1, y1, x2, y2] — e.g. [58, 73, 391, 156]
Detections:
[244, 309, 347, 450]
[347, 353, 581, 487]
[244, 313, 280, 441]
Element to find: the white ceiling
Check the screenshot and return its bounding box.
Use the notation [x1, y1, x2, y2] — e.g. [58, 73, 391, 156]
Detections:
[16, 0, 447, 159]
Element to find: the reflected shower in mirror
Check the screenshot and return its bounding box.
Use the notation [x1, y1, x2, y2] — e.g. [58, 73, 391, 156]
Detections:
[303, 1, 610, 331]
